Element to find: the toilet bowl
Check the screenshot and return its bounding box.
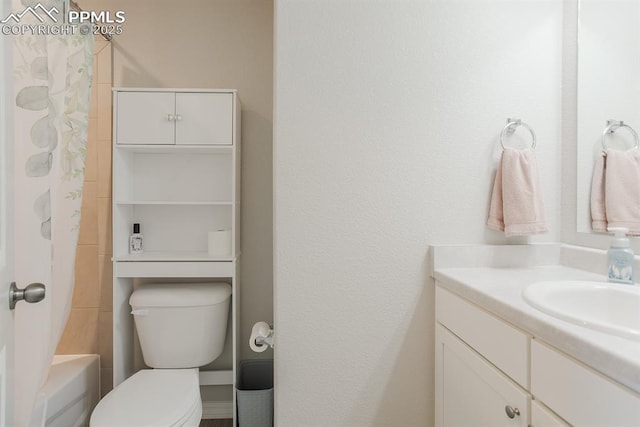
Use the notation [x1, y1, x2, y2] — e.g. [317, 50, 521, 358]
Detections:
[90, 282, 231, 427]
[90, 369, 202, 427]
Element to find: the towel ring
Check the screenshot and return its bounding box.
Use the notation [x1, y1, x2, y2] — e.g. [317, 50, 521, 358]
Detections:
[499, 119, 536, 150]
[601, 120, 639, 152]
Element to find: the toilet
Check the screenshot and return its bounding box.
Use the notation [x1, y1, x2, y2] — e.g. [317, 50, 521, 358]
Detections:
[90, 282, 231, 427]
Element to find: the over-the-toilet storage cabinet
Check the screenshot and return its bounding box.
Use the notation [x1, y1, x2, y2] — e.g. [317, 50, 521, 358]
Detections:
[111, 88, 241, 420]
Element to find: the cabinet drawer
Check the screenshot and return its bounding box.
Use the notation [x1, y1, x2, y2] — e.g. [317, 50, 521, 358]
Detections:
[531, 339, 640, 426]
[436, 286, 529, 388]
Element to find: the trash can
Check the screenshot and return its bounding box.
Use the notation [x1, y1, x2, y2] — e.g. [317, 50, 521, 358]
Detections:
[236, 359, 273, 427]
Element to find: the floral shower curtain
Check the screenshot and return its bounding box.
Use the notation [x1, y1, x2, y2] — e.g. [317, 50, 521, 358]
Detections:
[11, 0, 94, 424]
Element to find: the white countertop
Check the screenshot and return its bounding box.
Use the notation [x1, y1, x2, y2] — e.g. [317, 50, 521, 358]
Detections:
[433, 264, 640, 394]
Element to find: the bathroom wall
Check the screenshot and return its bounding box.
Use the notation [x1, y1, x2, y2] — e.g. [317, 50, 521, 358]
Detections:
[76, 0, 274, 362]
[56, 37, 114, 397]
[274, 1, 562, 425]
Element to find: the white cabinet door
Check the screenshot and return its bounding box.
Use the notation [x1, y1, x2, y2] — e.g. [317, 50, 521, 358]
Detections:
[175, 93, 233, 145]
[116, 92, 175, 145]
[436, 325, 529, 427]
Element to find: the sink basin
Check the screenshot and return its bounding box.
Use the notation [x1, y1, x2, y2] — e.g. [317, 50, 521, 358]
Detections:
[523, 281, 640, 340]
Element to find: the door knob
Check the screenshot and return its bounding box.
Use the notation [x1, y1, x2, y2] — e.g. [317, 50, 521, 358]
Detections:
[9, 282, 46, 310]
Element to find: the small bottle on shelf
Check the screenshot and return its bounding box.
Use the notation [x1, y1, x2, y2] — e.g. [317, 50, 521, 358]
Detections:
[130, 223, 143, 254]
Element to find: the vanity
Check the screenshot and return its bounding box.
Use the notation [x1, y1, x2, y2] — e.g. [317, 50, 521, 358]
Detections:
[431, 244, 640, 427]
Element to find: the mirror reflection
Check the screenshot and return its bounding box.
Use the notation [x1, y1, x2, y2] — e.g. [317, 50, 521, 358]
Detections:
[576, 0, 640, 233]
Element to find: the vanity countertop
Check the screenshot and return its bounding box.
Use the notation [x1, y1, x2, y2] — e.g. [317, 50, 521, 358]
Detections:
[434, 264, 640, 394]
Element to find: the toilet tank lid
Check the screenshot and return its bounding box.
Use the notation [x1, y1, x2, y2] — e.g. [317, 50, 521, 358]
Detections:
[129, 282, 231, 307]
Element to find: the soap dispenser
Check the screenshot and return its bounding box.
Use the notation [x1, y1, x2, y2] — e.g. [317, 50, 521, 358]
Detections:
[607, 227, 634, 284]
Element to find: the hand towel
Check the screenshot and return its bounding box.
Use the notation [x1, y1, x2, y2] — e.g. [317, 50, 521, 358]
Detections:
[590, 152, 607, 232]
[487, 148, 548, 236]
[603, 149, 640, 235]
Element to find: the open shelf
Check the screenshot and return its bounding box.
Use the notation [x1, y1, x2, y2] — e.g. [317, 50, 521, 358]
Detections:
[114, 251, 235, 262]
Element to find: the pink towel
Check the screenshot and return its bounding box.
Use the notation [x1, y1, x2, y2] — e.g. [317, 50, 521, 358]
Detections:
[487, 148, 548, 237]
[591, 149, 640, 235]
[590, 152, 607, 232]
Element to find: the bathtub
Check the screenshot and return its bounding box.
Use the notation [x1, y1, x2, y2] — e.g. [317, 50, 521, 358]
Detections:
[30, 355, 100, 427]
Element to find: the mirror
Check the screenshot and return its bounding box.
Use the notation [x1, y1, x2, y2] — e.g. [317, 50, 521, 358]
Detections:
[576, 0, 640, 233]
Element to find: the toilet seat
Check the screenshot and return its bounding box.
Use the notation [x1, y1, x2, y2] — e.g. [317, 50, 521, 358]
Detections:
[90, 368, 202, 427]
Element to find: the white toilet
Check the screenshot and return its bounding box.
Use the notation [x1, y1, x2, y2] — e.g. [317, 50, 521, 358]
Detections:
[90, 282, 232, 427]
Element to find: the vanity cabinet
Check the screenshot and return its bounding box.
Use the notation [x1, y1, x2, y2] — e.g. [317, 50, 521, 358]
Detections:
[435, 287, 529, 427]
[112, 88, 241, 421]
[435, 284, 640, 427]
[531, 401, 568, 427]
[435, 325, 529, 427]
[531, 339, 640, 426]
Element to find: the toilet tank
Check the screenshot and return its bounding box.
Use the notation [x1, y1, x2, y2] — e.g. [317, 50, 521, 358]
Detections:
[129, 282, 231, 369]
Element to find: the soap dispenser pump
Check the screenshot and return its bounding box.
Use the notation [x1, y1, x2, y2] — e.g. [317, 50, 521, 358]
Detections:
[607, 227, 634, 284]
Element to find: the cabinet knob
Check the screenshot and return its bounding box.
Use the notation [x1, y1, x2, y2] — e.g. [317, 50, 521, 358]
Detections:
[505, 405, 520, 419]
[175, 114, 183, 121]
[167, 114, 175, 121]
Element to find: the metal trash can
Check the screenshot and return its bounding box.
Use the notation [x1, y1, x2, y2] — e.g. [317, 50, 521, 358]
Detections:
[236, 359, 273, 427]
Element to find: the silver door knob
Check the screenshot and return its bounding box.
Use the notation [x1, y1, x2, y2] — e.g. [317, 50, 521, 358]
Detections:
[9, 282, 45, 310]
[505, 405, 520, 419]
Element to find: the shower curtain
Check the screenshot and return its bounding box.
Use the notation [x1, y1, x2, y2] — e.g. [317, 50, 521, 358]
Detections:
[11, 0, 94, 424]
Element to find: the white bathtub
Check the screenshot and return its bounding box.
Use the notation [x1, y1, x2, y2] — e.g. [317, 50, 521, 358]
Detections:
[30, 355, 100, 427]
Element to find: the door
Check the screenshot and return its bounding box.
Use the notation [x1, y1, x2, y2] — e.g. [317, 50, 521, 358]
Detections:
[175, 92, 233, 145]
[115, 91, 175, 145]
[0, 0, 15, 421]
[435, 325, 529, 427]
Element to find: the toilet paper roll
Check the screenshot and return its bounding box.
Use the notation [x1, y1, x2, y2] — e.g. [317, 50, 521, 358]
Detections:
[249, 321, 272, 353]
[208, 230, 232, 258]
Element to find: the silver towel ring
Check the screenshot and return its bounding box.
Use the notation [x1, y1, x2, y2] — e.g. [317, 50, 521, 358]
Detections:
[601, 120, 640, 152]
[499, 119, 536, 150]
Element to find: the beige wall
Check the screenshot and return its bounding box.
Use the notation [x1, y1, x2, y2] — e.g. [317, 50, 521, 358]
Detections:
[56, 38, 114, 397]
[77, 0, 274, 363]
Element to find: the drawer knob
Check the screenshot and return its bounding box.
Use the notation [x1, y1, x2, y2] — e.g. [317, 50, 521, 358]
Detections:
[505, 405, 520, 419]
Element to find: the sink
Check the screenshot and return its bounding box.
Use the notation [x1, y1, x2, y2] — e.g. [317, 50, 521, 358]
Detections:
[523, 281, 640, 340]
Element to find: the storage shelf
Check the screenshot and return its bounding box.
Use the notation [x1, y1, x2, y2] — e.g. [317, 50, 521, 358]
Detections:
[114, 251, 235, 262]
[199, 369, 233, 386]
[112, 90, 241, 415]
[115, 200, 233, 206]
[115, 144, 233, 154]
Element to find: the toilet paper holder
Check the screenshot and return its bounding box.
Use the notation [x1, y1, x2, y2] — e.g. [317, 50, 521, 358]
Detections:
[255, 331, 274, 348]
[250, 321, 274, 351]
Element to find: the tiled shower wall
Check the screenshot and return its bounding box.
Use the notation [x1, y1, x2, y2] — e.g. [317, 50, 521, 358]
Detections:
[56, 37, 113, 397]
